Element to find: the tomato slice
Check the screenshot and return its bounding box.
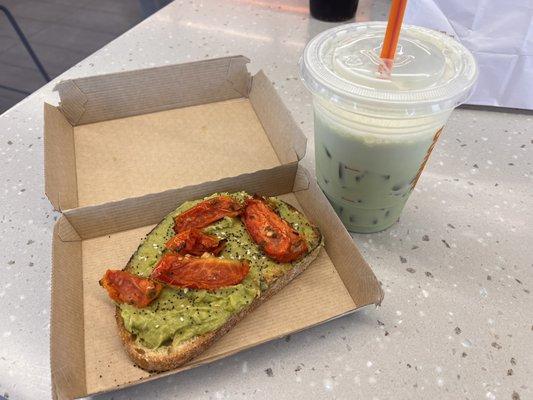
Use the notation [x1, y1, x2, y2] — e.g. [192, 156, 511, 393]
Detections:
[242, 196, 308, 263]
[151, 253, 250, 290]
[99, 270, 163, 308]
[165, 228, 225, 256]
[174, 195, 242, 233]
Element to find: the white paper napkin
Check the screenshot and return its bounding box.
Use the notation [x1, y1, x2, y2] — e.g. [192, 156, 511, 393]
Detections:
[404, 0, 533, 110]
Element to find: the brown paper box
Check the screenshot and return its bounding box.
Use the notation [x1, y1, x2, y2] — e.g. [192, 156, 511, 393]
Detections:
[44, 56, 383, 399]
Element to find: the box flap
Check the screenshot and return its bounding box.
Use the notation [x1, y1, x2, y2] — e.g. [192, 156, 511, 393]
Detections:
[50, 216, 86, 400]
[44, 57, 308, 211]
[55, 56, 251, 126]
[44, 103, 78, 211]
[295, 179, 384, 306]
[62, 163, 306, 240]
[249, 71, 306, 162]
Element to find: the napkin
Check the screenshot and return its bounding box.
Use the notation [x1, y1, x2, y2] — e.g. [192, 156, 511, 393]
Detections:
[404, 0, 533, 110]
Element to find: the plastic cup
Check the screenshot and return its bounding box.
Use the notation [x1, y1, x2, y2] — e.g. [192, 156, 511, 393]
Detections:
[300, 22, 477, 233]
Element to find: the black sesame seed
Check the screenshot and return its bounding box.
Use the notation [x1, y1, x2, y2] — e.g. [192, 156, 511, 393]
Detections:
[338, 163, 345, 180]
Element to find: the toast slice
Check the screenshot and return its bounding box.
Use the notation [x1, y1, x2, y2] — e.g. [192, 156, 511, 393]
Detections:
[114, 194, 323, 372]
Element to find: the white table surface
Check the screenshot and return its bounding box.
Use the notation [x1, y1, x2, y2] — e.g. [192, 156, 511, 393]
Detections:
[0, 1, 531, 399]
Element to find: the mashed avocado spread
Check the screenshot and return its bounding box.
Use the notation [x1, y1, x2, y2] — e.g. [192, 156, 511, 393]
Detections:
[120, 192, 320, 349]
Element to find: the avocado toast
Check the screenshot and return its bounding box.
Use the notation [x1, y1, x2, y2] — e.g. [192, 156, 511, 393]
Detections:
[100, 192, 323, 372]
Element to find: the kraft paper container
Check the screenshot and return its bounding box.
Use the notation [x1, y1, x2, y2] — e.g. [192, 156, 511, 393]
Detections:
[44, 56, 383, 399]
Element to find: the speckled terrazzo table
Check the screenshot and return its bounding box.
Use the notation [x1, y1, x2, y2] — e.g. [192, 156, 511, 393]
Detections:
[1, 1, 532, 399]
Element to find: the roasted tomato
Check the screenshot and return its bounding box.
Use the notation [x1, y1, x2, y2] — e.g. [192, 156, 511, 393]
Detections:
[151, 253, 250, 290]
[242, 196, 308, 263]
[99, 270, 163, 308]
[174, 195, 242, 233]
[165, 228, 225, 256]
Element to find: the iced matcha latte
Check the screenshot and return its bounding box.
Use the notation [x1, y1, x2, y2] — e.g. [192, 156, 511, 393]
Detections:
[300, 23, 477, 233]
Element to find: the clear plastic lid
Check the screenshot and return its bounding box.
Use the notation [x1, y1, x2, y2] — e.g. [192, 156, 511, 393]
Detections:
[300, 22, 478, 117]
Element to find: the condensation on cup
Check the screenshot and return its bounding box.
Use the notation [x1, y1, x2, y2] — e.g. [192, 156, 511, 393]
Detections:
[300, 22, 478, 233]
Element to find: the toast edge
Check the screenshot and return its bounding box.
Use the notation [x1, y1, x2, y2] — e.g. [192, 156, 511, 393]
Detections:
[116, 238, 323, 372]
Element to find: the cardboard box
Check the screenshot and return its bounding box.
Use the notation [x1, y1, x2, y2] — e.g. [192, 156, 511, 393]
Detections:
[44, 56, 383, 399]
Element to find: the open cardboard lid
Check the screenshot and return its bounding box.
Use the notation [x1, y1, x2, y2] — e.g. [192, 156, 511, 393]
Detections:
[44, 56, 307, 211]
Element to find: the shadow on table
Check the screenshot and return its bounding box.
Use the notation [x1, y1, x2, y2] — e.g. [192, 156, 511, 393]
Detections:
[460, 104, 533, 115]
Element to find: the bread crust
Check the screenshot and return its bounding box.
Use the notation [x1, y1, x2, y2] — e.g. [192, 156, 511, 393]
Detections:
[115, 199, 323, 372]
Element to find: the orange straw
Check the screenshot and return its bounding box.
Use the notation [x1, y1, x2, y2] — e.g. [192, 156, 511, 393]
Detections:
[379, 0, 408, 77]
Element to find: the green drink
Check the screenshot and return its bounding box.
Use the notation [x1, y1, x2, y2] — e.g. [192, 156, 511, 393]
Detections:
[300, 22, 477, 233]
